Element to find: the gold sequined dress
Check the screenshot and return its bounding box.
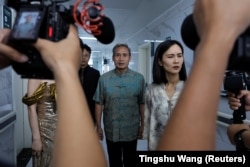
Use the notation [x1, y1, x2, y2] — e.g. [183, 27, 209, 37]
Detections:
[22, 82, 57, 167]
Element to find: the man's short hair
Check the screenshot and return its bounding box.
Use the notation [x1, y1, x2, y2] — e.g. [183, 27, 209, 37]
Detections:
[79, 39, 92, 54]
[112, 43, 131, 56]
[25, 14, 32, 18]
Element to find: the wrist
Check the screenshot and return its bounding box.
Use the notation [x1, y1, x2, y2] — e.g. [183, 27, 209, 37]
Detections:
[245, 106, 250, 111]
[233, 129, 248, 150]
[197, 27, 237, 61]
[54, 65, 79, 82]
[32, 137, 41, 141]
[194, 34, 235, 85]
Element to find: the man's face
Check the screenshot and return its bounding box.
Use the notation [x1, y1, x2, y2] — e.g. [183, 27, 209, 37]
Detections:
[112, 46, 131, 72]
[26, 15, 32, 22]
[81, 49, 90, 68]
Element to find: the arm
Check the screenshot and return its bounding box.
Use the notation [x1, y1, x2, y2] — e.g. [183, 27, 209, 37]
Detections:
[53, 64, 106, 167]
[95, 103, 104, 140]
[34, 25, 107, 167]
[138, 76, 146, 139]
[138, 103, 145, 139]
[157, 0, 250, 150]
[27, 79, 42, 156]
[0, 29, 28, 69]
[143, 91, 150, 140]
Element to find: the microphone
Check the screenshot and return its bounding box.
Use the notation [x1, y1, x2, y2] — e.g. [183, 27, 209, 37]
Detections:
[91, 16, 115, 44]
[181, 14, 200, 50]
[73, 0, 115, 44]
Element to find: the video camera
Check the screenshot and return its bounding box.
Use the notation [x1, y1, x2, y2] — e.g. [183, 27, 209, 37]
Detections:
[7, 0, 115, 79]
[181, 14, 250, 123]
[223, 71, 250, 123]
[181, 14, 250, 71]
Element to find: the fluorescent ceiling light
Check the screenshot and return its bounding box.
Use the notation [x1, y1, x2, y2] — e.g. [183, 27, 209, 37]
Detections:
[80, 36, 97, 40]
[144, 40, 164, 43]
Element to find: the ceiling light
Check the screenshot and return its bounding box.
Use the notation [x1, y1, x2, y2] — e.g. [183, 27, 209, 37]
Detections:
[80, 36, 97, 40]
[144, 40, 164, 43]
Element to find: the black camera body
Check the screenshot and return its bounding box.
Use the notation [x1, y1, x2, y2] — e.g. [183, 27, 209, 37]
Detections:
[227, 28, 250, 71]
[224, 71, 250, 123]
[8, 0, 77, 79]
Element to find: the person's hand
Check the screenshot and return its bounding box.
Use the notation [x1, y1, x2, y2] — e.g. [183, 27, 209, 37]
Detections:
[0, 29, 28, 69]
[137, 126, 143, 139]
[96, 127, 104, 140]
[227, 123, 250, 145]
[193, 0, 250, 45]
[32, 138, 43, 157]
[227, 90, 250, 111]
[33, 25, 81, 77]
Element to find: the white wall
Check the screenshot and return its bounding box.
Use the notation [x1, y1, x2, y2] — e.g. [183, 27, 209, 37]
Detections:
[138, 43, 152, 85]
[12, 73, 29, 154]
[13, 74, 31, 153]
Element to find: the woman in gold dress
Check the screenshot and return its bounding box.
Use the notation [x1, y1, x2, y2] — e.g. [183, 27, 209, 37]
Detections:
[22, 79, 56, 167]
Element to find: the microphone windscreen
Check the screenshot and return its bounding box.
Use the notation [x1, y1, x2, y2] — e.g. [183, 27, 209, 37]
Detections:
[181, 14, 200, 50]
[93, 16, 115, 44]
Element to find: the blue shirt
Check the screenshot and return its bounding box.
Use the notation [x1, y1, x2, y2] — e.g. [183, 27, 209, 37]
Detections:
[93, 68, 146, 142]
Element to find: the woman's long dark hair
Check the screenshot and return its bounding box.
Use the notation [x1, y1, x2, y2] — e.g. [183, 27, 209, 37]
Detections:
[152, 40, 187, 84]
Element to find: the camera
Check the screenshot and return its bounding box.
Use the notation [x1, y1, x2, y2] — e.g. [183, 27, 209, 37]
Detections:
[7, 0, 114, 79]
[224, 71, 250, 123]
[227, 28, 250, 71]
[181, 14, 250, 71]
[7, 0, 76, 79]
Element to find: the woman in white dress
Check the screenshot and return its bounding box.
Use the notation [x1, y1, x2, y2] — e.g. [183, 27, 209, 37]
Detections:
[143, 40, 187, 150]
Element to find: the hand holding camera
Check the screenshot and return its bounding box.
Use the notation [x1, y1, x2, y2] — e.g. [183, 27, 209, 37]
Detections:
[33, 25, 82, 77]
[6, 0, 115, 79]
[227, 90, 250, 111]
[0, 28, 28, 69]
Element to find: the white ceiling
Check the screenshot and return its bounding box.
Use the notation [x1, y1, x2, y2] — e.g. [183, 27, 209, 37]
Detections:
[62, 0, 181, 54]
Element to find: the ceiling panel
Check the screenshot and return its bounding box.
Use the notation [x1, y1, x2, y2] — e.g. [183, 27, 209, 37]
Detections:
[62, 0, 182, 55]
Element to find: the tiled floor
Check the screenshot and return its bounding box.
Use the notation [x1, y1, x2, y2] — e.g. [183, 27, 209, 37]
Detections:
[26, 139, 148, 167]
